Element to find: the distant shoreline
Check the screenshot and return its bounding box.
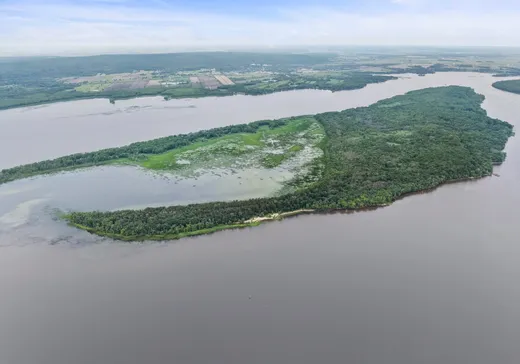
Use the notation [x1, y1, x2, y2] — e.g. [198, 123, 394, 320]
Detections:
[0, 86, 346, 112]
[3, 70, 518, 112]
[0, 76, 394, 111]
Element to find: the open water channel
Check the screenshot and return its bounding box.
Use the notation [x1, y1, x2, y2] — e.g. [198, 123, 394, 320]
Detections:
[1, 73, 520, 364]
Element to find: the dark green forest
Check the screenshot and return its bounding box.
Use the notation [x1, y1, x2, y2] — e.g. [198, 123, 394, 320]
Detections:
[0, 73, 393, 110]
[492, 79, 520, 94]
[47, 86, 513, 241]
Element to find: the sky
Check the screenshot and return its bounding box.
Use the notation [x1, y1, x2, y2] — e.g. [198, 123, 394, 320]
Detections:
[1, 0, 520, 56]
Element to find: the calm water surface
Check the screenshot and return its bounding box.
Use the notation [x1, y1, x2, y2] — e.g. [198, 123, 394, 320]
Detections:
[1, 73, 520, 364]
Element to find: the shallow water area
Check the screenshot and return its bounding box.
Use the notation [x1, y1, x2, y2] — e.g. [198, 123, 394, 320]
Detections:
[2, 73, 520, 364]
[0, 164, 296, 244]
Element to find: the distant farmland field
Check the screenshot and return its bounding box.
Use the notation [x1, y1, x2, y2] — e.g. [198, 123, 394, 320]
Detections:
[105, 80, 150, 91]
[198, 76, 220, 89]
[214, 74, 235, 85]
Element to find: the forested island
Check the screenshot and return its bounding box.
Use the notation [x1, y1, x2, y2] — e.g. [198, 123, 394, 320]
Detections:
[0, 86, 513, 241]
[492, 80, 520, 94]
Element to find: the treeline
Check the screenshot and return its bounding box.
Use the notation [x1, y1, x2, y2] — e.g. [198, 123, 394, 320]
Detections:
[0, 84, 231, 110]
[66, 86, 514, 240]
[492, 80, 520, 94]
[494, 70, 520, 77]
[0, 118, 289, 184]
[385, 63, 500, 76]
[308, 73, 395, 91]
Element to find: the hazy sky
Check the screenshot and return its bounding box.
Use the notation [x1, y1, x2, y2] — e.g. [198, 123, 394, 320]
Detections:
[1, 0, 520, 56]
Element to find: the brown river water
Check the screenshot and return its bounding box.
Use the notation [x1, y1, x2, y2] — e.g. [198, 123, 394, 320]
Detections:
[1, 73, 520, 364]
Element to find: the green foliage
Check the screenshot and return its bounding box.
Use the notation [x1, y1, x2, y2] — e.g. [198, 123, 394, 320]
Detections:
[0, 116, 323, 184]
[26, 87, 517, 241]
[0, 52, 334, 110]
[0, 119, 291, 184]
[262, 154, 287, 168]
[0, 52, 398, 110]
[492, 80, 520, 94]
[0, 73, 395, 110]
[289, 145, 303, 152]
[222, 73, 394, 95]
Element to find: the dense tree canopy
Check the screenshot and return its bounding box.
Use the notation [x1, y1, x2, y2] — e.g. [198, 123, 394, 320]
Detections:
[492, 80, 520, 94]
[54, 86, 514, 241]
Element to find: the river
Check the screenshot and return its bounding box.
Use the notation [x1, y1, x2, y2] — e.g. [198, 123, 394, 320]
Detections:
[1, 73, 520, 364]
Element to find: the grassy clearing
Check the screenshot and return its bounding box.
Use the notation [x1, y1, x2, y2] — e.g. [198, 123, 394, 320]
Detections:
[262, 154, 286, 168]
[75, 82, 111, 92]
[289, 145, 303, 152]
[240, 133, 263, 146]
[140, 138, 228, 170]
[120, 116, 325, 177]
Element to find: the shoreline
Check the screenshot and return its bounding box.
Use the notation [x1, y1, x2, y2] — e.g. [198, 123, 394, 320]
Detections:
[3, 70, 519, 113]
[66, 172, 496, 242]
[0, 81, 389, 112]
[1, 82, 510, 243]
[492, 82, 520, 96]
[0, 91, 229, 112]
[57, 85, 514, 243]
[3, 70, 516, 113]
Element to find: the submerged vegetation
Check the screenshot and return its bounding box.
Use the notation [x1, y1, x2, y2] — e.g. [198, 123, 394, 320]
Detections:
[0, 117, 324, 185]
[26, 86, 510, 241]
[122, 116, 325, 184]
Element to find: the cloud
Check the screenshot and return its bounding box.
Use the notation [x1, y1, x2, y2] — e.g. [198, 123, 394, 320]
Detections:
[1, 0, 520, 56]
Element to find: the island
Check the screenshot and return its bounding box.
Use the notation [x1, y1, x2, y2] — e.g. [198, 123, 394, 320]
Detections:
[492, 80, 520, 95]
[0, 86, 513, 241]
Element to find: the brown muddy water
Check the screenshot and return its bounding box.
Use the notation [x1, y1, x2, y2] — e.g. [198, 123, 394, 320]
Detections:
[1, 73, 520, 364]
